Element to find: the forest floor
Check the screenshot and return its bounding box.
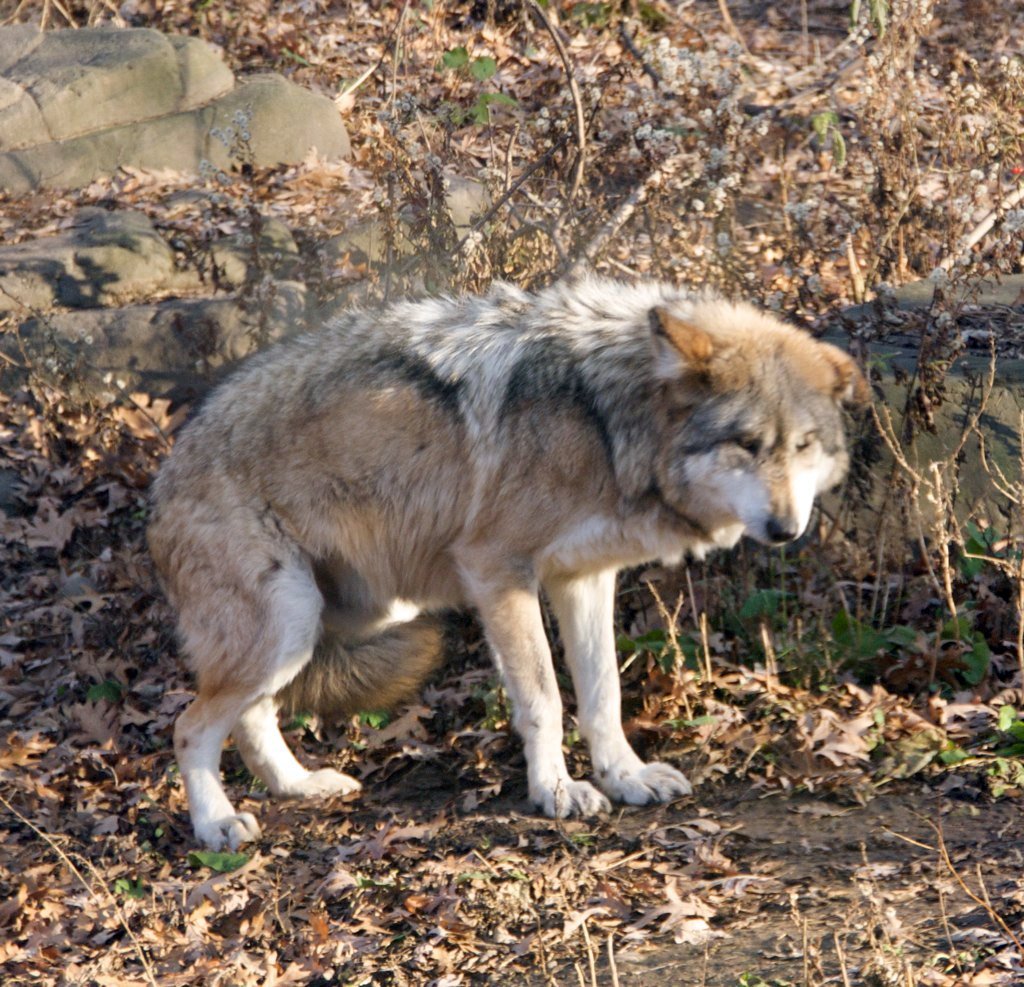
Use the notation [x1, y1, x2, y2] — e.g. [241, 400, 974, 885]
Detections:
[3, 0, 1024, 984]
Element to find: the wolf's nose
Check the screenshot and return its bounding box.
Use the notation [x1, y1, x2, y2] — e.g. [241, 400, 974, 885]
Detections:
[766, 518, 800, 544]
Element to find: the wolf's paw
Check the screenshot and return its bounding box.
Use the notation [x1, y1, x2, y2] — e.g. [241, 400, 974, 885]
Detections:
[278, 768, 362, 800]
[598, 760, 692, 806]
[195, 811, 262, 851]
[532, 779, 612, 818]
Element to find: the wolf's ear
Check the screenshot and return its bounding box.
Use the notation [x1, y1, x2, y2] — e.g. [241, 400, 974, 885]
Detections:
[649, 306, 715, 379]
[819, 343, 870, 407]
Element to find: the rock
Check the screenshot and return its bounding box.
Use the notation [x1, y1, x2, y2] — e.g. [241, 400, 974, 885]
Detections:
[208, 216, 301, 286]
[0, 208, 181, 312]
[0, 27, 233, 150]
[0, 208, 300, 313]
[5, 282, 309, 399]
[323, 175, 489, 264]
[444, 175, 490, 228]
[829, 276, 1024, 526]
[0, 25, 350, 192]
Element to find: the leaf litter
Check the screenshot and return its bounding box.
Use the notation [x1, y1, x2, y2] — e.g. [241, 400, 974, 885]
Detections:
[2, 0, 1024, 984]
[3, 312, 1024, 987]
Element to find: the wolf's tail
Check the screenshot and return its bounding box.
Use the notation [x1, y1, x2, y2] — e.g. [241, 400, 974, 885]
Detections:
[275, 615, 447, 720]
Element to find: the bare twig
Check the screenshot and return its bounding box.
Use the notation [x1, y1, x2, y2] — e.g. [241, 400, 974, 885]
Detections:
[846, 235, 866, 303]
[607, 933, 621, 987]
[0, 284, 176, 449]
[618, 23, 662, 88]
[387, 0, 413, 112]
[580, 918, 598, 987]
[928, 815, 1024, 954]
[450, 134, 570, 258]
[527, 1, 587, 201]
[716, 0, 752, 58]
[834, 933, 853, 987]
[570, 159, 696, 275]
[337, 0, 411, 102]
[939, 181, 1024, 270]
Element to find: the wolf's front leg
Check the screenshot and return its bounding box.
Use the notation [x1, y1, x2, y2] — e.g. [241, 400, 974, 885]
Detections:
[471, 579, 611, 817]
[546, 570, 692, 806]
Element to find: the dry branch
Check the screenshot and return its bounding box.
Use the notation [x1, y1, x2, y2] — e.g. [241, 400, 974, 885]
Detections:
[528, 0, 587, 202]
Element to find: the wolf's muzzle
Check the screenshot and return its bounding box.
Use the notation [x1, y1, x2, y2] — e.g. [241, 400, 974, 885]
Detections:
[765, 517, 801, 544]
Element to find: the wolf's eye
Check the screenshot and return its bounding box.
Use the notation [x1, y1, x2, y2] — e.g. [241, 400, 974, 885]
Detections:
[736, 436, 762, 457]
[795, 431, 818, 453]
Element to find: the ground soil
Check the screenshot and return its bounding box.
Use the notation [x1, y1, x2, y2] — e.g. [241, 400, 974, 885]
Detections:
[355, 769, 1024, 986]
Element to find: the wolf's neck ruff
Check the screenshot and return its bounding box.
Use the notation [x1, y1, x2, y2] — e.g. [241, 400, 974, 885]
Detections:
[148, 276, 866, 850]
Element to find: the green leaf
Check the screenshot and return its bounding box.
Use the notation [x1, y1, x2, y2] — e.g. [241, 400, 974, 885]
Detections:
[456, 870, 493, 884]
[469, 56, 498, 81]
[869, 0, 888, 36]
[468, 91, 518, 124]
[571, 2, 612, 27]
[282, 711, 314, 732]
[87, 679, 123, 703]
[188, 851, 250, 873]
[960, 634, 991, 686]
[360, 710, 390, 729]
[941, 616, 973, 641]
[113, 877, 146, 899]
[938, 745, 970, 765]
[633, 629, 668, 648]
[832, 130, 847, 167]
[667, 715, 718, 728]
[884, 625, 918, 648]
[739, 589, 786, 621]
[831, 610, 888, 659]
[442, 46, 469, 69]
[998, 705, 1018, 733]
[811, 110, 838, 139]
[281, 47, 311, 67]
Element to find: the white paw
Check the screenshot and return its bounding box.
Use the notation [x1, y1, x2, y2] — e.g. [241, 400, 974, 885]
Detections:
[597, 760, 692, 805]
[195, 811, 262, 851]
[532, 778, 612, 818]
[277, 768, 362, 800]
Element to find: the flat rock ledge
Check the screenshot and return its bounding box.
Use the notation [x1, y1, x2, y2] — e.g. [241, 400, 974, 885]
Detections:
[0, 207, 300, 313]
[0, 24, 350, 192]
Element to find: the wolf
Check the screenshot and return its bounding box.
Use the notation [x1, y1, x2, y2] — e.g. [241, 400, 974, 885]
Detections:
[148, 277, 867, 850]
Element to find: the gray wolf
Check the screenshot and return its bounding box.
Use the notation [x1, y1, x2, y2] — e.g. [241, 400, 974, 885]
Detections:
[148, 277, 867, 850]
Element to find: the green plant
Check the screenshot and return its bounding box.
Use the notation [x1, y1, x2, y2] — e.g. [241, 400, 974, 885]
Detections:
[187, 850, 250, 873]
[87, 679, 123, 703]
[617, 627, 699, 674]
[113, 877, 146, 900]
[994, 705, 1024, 756]
[810, 110, 847, 167]
[359, 710, 391, 730]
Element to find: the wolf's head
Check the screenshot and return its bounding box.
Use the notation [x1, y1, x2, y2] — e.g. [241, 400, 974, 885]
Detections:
[648, 300, 868, 548]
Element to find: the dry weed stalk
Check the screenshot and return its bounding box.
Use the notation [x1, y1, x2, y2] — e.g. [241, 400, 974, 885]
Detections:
[928, 816, 1024, 955]
[527, 0, 587, 202]
[645, 578, 695, 721]
[869, 346, 1003, 682]
[972, 411, 1024, 683]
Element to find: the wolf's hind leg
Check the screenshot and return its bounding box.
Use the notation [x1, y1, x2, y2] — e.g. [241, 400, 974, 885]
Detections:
[175, 691, 263, 851]
[546, 570, 692, 806]
[232, 696, 361, 799]
[174, 555, 328, 849]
